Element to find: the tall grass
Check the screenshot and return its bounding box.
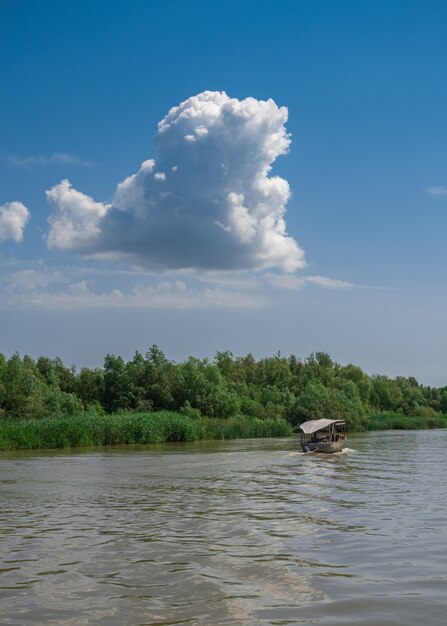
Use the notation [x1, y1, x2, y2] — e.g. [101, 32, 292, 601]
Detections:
[368, 411, 447, 431]
[0, 411, 293, 451]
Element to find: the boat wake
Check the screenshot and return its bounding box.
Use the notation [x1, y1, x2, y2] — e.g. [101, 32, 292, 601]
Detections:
[289, 447, 354, 457]
[334, 447, 354, 455]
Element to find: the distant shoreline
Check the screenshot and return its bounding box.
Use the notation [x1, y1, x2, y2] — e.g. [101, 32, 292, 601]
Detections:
[2, 348, 446, 449]
[1, 410, 446, 452]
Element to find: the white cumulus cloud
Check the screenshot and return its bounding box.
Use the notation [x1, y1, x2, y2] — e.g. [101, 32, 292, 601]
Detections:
[0, 201, 30, 243]
[46, 179, 110, 251]
[46, 91, 305, 272]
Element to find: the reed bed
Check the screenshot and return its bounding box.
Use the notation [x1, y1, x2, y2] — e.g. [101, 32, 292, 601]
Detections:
[368, 411, 447, 431]
[0, 411, 293, 451]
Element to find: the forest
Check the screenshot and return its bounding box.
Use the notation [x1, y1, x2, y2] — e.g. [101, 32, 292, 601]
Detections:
[1, 346, 446, 432]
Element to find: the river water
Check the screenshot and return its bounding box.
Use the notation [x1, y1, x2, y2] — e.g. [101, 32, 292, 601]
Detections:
[1, 430, 446, 625]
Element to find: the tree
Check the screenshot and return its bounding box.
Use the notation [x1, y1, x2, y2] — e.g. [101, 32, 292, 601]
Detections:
[289, 380, 367, 431]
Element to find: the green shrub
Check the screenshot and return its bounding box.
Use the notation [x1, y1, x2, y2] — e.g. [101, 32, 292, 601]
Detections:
[180, 401, 202, 420]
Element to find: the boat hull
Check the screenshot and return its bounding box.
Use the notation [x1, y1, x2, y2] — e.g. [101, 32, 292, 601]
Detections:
[304, 438, 346, 453]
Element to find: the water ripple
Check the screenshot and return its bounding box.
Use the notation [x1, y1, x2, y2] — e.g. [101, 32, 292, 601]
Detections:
[1, 431, 447, 624]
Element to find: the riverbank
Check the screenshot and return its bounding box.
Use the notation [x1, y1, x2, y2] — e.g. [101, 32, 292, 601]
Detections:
[368, 411, 447, 431]
[2, 410, 446, 452]
[0, 411, 293, 451]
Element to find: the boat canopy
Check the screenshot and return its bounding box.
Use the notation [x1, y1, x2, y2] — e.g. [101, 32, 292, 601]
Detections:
[299, 419, 345, 434]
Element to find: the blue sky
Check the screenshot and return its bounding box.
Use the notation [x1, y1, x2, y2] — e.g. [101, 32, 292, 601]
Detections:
[1, 0, 446, 384]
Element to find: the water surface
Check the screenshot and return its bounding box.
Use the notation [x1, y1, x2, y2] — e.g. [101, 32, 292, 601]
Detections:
[1, 431, 446, 625]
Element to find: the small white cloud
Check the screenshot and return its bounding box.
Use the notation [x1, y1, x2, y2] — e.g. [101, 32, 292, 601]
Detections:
[0, 275, 266, 310]
[8, 153, 94, 167]
[9, 269, 65, 290]
[198, 273, 260, 289]
[266, 273, 307, 290]
[305, 275, 354, 289]
[0, 201, 30, 243]
[426, 185, 447, 196]
[67, 280, 90, 295]
[267, 273, 354, 290]
[45, 90, 305, 274]
[194, 125, 208, 137]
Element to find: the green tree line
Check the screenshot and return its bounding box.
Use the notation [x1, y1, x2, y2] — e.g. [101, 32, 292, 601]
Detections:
[1, 347, 446, 430]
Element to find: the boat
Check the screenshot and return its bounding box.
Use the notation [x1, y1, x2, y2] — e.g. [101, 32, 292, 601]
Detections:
[299, 419, 346, 453]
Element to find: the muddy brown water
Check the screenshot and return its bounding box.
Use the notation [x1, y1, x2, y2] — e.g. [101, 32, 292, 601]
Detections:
[1, 431, 446, 625]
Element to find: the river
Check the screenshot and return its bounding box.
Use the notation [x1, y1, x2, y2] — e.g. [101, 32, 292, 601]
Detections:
[1, 430, 446, 625]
